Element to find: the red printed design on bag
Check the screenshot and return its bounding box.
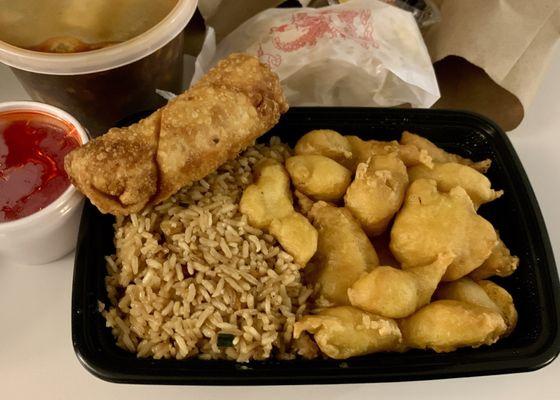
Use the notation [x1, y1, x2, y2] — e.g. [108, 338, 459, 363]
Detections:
[257, 45, 282, 68]
[270, 9, 378, 53]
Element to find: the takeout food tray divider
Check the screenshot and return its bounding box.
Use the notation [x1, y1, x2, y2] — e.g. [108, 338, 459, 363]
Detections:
[72, 107, 560, 385]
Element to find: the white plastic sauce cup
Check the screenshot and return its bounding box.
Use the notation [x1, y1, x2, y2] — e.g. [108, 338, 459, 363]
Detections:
[0, 101, 89, 265]
[0, 0, 198, 137]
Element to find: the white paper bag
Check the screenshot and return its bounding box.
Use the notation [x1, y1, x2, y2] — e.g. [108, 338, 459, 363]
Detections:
[193, 0, 440, 108]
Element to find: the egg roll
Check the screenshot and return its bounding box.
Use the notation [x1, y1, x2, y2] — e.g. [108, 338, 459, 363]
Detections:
[64, 53, 289, 215]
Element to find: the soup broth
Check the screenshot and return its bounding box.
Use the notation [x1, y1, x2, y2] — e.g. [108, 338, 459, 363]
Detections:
[0, 0, 178, 52]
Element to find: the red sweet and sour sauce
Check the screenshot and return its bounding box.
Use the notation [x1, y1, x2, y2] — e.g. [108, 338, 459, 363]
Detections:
[0, 110, 81, 222]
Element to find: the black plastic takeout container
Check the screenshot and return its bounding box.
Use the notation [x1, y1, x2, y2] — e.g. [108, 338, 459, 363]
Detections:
[72, 107, 560, 385]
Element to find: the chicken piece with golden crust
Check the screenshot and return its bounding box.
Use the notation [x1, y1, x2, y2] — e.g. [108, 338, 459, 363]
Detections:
[435, 277, 517, 336]
[477, 280, 518, 336]
[390, 179, 497, 281]
[344, 153, 409, 236]
[399, 300, 507, 352]
[293, 190, 315, 217]
[269, 213, 318, 266]
[293, 306, 402, 359]
[347, 135, 433, 170]
[239, 158, 318, 266]
[400, 131, 491, 173]
[435, 278, 500, 314]
[306, 202, 379, 305]
[408, 162, 503, 208]
[348, 252, 454, 319]
[285, 155, 352, 202]
[239, 158, 294, 229]
[469, 236, 519, 280]
[294, 129, 354, 169]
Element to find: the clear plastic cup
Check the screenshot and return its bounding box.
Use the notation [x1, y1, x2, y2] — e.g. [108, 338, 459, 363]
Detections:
[0, 0, 197, 137]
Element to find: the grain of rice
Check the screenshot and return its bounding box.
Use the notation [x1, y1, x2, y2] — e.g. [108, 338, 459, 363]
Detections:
[220, 238, 233, 259]
[224, 276, 244, 293]
[212, 278, 225, 298]
[198, 286, 212, 303]
[196, 306, 215, 328]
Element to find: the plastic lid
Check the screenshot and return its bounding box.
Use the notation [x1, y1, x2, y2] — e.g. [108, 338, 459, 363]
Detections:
[0, 0, 198, 76]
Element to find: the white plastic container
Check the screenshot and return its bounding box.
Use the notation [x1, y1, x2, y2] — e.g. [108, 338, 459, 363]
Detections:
[0, 0, 198, 136]
[0, 101, 89, 265]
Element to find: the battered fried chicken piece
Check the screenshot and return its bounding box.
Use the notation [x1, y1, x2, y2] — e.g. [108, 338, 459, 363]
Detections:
[344, 153, 409, 236]
[239, 158, 318, 266]
[469, 236, 519, 280]
[295, 130, 354, 169]
[65, 53, 288, 215]
[435, 277, 518, 336]
[477, 280, 518, 336]
[400, 131, 491, 173]
[408, 162, 503, 208]
[239, 159, 294, 229]
[399, 300, 507, 352]
[390, 179, 497, 281]
[307, 202, 379, 305]
[269, 213, 318, 266]
[347, 135, 433, 170]
[285, 155, 352, 202]
[348, 252, 454, 319]
[294, 190, 315, 217]
[293, 306, 402, 359]
[435, 278, 501, 314]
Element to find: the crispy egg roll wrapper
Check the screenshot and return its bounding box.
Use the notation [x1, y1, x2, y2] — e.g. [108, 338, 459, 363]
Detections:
[65, 53, 288, 215]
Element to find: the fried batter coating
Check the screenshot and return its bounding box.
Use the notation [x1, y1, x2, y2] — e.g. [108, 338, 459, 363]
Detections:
[348, 253, 454, 318]
[477, 280, 518, 336]
[239, 158, 294, 229]
[398, 143, 434, 169]
[285, 155, 352, 202]
[295, 129, 354, 169]
[239, 159, 318, 265]
[469, 236, 519, 280]
[344, 153, 409, 236]
[399, 300, 507, 352]
[435, 278, 502, 314]
[347, 135, 433, 170]
[65, 53, 288, 215]
[292, 332, 320, 359]
[390, 179, 497, 281]
[64, 111, 161, 214]
[293, 306, 402, 359]
[307, 202, 379, 305]
[347, 136, 383, 169]
[400, 131, 491, 173]
[435, 278, 517, 336]
[269, 212, 318, 266]
[408, 162, 503, 208]
[294, 190, 315, 217]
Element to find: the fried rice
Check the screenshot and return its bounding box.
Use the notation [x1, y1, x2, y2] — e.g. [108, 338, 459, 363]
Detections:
[101, 138, 319, 362]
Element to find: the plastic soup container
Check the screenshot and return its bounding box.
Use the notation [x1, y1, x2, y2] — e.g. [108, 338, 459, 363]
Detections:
[0, 0, 197, 137]
[0, 101, 89, 265]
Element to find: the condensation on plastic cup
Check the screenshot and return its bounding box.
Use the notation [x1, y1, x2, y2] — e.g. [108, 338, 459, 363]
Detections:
[0, 0, 198, 75]
[0, 0, 198, 137]
[0, 101, 89, 265]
